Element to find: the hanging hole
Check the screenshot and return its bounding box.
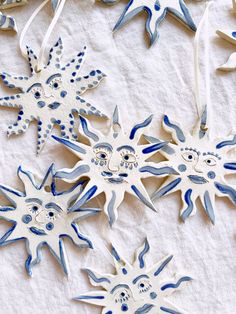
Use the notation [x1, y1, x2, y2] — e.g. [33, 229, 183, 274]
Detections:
[44, 185, 51, 192]
[34, 66, 42, 73]
[113, 122, 121, 134]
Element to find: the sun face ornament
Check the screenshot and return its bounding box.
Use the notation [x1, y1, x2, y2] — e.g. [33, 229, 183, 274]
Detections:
[0, 0, 28, 31]
[52, 107, 178, 226]
[146, 109, 236, 224]
[101, 0, 196, 45]
[0, 38, 106, 154]
[0, 165, 100, 276]
[75, 239, 192, 314]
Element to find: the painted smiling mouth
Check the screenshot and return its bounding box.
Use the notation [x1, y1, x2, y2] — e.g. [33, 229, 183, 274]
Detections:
[101, 171, 128, 184]
[188, 175, 208, 184]
[29, 226, 47, 236]
[135, 304, 154, 314]
[105, 177, 125, 184]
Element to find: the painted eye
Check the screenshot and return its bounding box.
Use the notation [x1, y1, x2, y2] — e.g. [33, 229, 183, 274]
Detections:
[96, 151, 108, 160]
[29, 204, 40, 213]
[138, 280, 152, 293]
[50, 78, 62, 90]
[46, 210, 58, 220]
[34, 91, 41, 99]
[114, 289, 131, 304]
[205, 158, 217, 166]
[122, 153, 136, 163]
[182, 152, 196, 162]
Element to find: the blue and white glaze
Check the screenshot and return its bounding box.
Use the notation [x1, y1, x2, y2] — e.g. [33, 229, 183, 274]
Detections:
[75, 239, 192, 313]
[0, 38, 106, 154]
[53, 106, 177, 226]
[217, 27, 236, 71]
[101, 0, 196, 45]
[146, 110, 236, 224]
[0, 165, 100, 276]
[0, 0, 28, 31]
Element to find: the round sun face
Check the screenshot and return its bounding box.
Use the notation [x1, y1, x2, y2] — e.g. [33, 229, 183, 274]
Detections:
[76, 240, 192, 314]
[148, 113, 236, 224]
[53, 108, 178, 226]
[0, 165, 99, 276]
[0, 38, 106, 154]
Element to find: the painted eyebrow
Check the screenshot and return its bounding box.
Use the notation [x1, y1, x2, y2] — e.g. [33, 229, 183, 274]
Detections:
[203, 152, 221, 160]
[117, 145, 135, 153]
[110, 284, 129, 294]
[93, 142, 113, 152]
[132, 274, 149, 284]
[26, 83, 42, 93]
[46, 73, 61, 84]
[45, 202, 62, 212]
[182, 147, 200, 155]
[25, 198, 43, 205]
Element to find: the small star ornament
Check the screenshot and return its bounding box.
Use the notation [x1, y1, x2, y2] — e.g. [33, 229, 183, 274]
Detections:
[146, 109, 236, 224]
[0, 38, 106, 154]
[0, 165, 100, 276]
[75, 239, 192, 314]
[53, 107, 178, 226]
[0, 0, 28, 31]
[101, 0, 196, 45]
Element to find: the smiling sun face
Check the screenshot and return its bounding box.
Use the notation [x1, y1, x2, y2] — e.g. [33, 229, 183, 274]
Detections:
[0, 165, 100, 276]
[53, 107, 178, 226]
[75, 239, 192, 314]
[146, 110, 236, 224]
[0, 38, 106, 154]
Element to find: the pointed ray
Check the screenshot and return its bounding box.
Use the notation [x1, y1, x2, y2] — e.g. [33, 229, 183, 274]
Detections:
[76, 70, 106, 95]
[111, 245, 131, 272]
[25, 241, 43, 276]
[161, 276, 192, 293]
[26, 45, 38, 74]
[152, 177, 182, 201]
[36, 121, 53, 155]
[168, 0, 196, 31]
[17, 166, 39, 192]
[201, 191, 215, 225]
[144, 135, 176, 156]
[0, 184, 24, 205]
[55, 163, 90, 183]
[52, 135, 88, 158]
[48, 238, 69, 275]
[0, 223, 24, 246]
[180, 189, 194, 221]
[148, 254, 173, 277]
[142, 141, 169, 156]
[68, 207, 101, 223]
[129, 114, 153, 141]
[104, 190, 123, 226]
[68, 223, 93, 249]
[47, 38, 63, 68]
[112, 105, 122, 136]
[216, 134, 236, 150]
[218, 52, 236, 72]
[7, 116, 31, 137]
[82, 268, 111, 289]
[0, 206, 17, 221]
[0, 94, 22, 108]
[79, 116, 100, 142]
[163, 115, 186, 143]
[0, 12, 17, 32]
[74, 291, 107, 307]
[160, 300, 182, 314]
[224, 162, 236, 171]
[139, 162, 179, 178]
[214, 182, 236, 204]
[130, 182, 157, 212]
[62, 46, 87, 73]
[134, 238, 150, 269]
[74, 95, 106, 118]
[216, 29, 236, 46]
[1, 72, 28, 89]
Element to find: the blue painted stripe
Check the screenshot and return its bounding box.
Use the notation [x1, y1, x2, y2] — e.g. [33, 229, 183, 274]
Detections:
[71, 223, 93, 249]
[139, 166, 178, 176]
[144, 136, 175, 155]
[111, 246, 121, 261]
[131, 185, 156, 211]
[129, 115, 153, 140]
[181, 189, 194, 221]
[107, 191, 116, 226]
[84, 268, 111, 284]
[55, 165, 90, 180]
[79, 116, 99, 142]
[161, 276, 192, 291]
[152, 178, 181, 200]
[163, 115, 185, 142]
[77, 295, 105, 300]
[52, 135, 86, 154]
[160, 307, 180, 314]
[154, 255, 173, 277]
[203, 191, 215, 224]
[224, 163, 236, 171]
[214, 182, 236, 204]
[59, 238, 68, 275]
[142, 141, 168, 154]
[69, 185, 98, 211]
[216, 135, 236, 149]
[138, 239, 150, 269]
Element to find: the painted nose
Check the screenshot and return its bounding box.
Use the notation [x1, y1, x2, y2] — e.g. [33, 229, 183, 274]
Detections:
[194, 160, 204, 173]
[107, 154, 120, 172]
[35, 210, 46, 224]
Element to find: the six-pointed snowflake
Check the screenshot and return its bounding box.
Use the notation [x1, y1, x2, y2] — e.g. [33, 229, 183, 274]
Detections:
[101, 0, 196, 45]
[146, 109, 236, 224]
[52, 107, 178, 226]
[0, 38, 106, 154]
[75, 239, 192, 313]
[0, 165, 100, 276]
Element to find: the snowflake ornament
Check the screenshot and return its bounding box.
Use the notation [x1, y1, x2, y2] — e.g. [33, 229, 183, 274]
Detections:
[0, 38, 106, 154]
[75, 239, 192, 314]
[0, 0, 28, 31]
[52, 107, 178, 226]
[0, 165, 100, 276]
[101, 0, 196, 45]
[146, 109, 236, 224]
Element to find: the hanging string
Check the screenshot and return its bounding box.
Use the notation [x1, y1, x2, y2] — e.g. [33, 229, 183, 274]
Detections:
[19, 0, 67, 72]
[194, 0, 212, 121]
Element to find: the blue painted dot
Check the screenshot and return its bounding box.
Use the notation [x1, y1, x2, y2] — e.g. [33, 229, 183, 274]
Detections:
[121, 304, 128, 312]
[155, 4, 161, 10]
[22, 214, 32, 224]
[232, 31, 236, 38]
[60, 90, 67, 98]
[122, 268, 127, 275]
[207, 171, 216, 179]
[105, 312, 112, 314]
[150, 292, 157, 299]
[37, 101, 46, 108]
[46, 222, 54, 231]
[178, 164, 187, 172]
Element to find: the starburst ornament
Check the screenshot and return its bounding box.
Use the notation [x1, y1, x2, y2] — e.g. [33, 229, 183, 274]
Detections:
[53, 107, 178, 226]
[0, 0, 27, 31]
[101, 0, 196, 45]
[0, 165, 100, 276]
[75, 239, 192, 313]
[0, 38, 106, 154]
[146, 109, 236, 224]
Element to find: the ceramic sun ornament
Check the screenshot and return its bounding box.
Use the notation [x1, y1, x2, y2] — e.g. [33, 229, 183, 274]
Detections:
[0, 0, 27, 31]
[0, 38, 106, 154]
[75, 239, 192, 313]
[0, 165, 100, 276]
[52, 107, 178, 226]
[101, 0, 196, 45]
[145, 109, 236, 224]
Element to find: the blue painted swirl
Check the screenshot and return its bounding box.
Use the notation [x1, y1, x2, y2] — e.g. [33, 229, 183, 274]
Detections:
[107, 191, 116, 226]
[203, 191, 215, 224]
[214, 182, 236, 204]
[163, 115, 185, 142]
[181, 189, 194, 221]
[161, 276, 192, 291]
[52, 135, 86, 155]
[154, 255, 173, 277]
[140, 166, 179, 176]
[84, 268, 111, 284]
[216, 135, 236, 149]
[152, 178, 181, 200]
[138, 239, 150, 269]
[129, 115, 153, 140]
[79, 116, 99, 142]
